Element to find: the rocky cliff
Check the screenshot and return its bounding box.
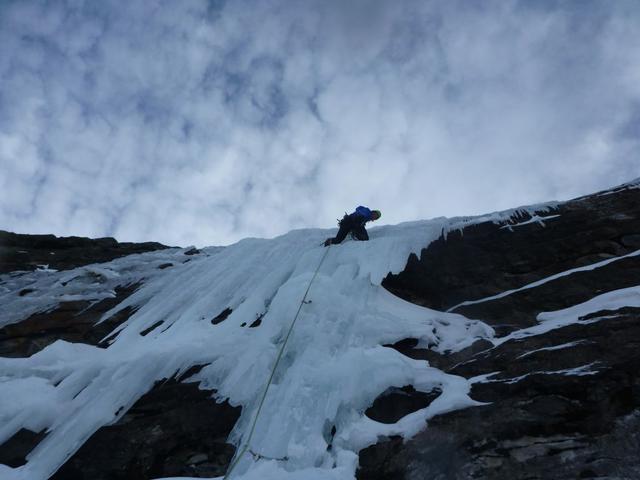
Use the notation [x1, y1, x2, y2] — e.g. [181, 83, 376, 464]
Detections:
[374, 181, 640, 479]
[1, 180, 639, 480]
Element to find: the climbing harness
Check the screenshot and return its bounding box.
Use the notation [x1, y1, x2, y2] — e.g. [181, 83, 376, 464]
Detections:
[223, 244, 332, 479]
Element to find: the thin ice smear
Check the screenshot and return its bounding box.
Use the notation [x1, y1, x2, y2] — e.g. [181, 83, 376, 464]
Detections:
[448, 249, 640, 313]
[492, 284, 640, 347]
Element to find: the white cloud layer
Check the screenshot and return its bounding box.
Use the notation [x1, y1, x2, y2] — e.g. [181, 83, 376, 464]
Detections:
[1, 0, 639, 246]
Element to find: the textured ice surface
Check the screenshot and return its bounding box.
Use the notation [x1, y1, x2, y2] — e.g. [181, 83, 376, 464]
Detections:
[0, 218, 493, 480]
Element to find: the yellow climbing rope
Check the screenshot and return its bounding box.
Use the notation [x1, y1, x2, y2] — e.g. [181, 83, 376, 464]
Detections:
[223, 244, 331, 479]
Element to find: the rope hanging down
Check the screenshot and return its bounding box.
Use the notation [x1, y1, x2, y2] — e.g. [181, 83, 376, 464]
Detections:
[224, 244, 331, 479]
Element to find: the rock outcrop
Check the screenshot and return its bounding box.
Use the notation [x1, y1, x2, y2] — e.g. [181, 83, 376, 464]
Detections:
[0, 230, 168, 274]
[371, 182, 640, 479]
[51, 374, 240, 480]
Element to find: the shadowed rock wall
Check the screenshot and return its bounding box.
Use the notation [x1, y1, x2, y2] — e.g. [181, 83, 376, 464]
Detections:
[371, 184, 640, 479]
[0, 230, 169, 274]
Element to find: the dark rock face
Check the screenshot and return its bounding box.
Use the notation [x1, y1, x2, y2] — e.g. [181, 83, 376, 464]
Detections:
[51, 375, 240, 480]
[369, 185, 640, 479]
[211, 307, 233, 325]
[366, 386, 441, 424]
[383, 187, 640, 316]
[0, 372, 240, 480]
[0, 230, 169, 274]
[0, 285, 138, 358]
[0, 429, 46, 468]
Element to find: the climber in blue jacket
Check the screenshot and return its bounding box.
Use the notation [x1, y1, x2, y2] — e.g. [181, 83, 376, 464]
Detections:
[324, 206, 381, 246]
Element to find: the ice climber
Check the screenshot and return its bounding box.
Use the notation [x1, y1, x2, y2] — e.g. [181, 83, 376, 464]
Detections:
[324, 206, 381, 246]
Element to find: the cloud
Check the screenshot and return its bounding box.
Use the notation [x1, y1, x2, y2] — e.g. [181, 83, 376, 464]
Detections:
[1, 0, 639, 246]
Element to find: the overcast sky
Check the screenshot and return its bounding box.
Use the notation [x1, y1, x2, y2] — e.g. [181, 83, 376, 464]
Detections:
[1, 0, 639, 247]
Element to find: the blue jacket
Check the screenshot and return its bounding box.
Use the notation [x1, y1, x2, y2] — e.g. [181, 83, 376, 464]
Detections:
[352, 206, 373, 222]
